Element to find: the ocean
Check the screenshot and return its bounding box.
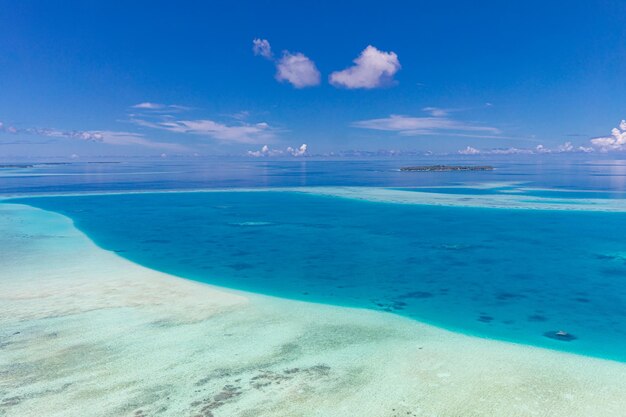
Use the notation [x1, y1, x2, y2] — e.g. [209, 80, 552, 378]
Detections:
[4, 157, 626, 362]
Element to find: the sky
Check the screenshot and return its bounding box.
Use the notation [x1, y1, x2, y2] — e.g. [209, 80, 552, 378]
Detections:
[1, 0, 626, 159]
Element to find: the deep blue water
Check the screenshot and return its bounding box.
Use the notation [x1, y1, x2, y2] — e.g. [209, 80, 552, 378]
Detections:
[11, 190, 626, 362]
[4, 157, 626, 195]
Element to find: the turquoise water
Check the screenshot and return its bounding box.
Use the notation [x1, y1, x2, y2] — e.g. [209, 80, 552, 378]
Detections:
[11, 190, 626, 362]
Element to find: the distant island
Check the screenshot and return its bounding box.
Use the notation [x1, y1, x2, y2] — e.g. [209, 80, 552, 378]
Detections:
[0, 162, 73, 169]
[400, 165, 494, 172]
[0, 164, 35, 169]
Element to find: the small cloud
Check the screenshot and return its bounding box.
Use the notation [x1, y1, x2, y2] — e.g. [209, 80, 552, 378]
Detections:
[548, 142, 594, 153]
[353, 111, 501, 138]
[0, 122, 18, 134]
[488, 147, 534, 155]
[252, 38, 273, 59]
[2, 122, 186, 151]
[459, 142, 594, 155]
[422, 107, 449, 117]
[133, 116, 276, 144]
[131, 102, 190, 112]
[132, 102, 165, 110]
[424, 103, 493, 117]
[229, 110, 250, 120]
[590, 120, 626, 152]
[248, 144, 271, 157]
[458, 146, 480, 155]
[94, 131, 186, 151]
[557, 142, 574, 152]
[287, 143, 307, 156]
[329, 45, 401, 89]
[275, 52, 321, 88]
[253, 39, 320, 88]
[247, 143, 308, 157]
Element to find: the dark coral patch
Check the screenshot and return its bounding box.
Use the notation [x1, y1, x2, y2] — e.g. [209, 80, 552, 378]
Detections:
[528, 314, 548, 322]
[544, 330, 577, 342]
[227, 262, 253, 271]
[495, 292, 526, 301]
[396, 291, 433, 299]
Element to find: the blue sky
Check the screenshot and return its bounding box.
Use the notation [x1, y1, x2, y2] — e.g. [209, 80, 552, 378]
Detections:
[1, 0, 626, 158]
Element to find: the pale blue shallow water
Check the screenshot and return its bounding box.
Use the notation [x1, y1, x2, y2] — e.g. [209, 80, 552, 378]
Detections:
[4, 158, 626, 362]
[396, 186, 626, 199]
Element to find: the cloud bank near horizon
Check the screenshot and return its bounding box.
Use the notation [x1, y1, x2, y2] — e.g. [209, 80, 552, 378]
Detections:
[590, 120, 626, 151]
[247, 143, 308, 157]
[457, 120, 626, 155]
[0, 122, 185, 151]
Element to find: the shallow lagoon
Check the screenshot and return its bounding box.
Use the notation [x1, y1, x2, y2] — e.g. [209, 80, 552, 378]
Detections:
[13, 188, 626, 362]
[4, 202, 626, 417]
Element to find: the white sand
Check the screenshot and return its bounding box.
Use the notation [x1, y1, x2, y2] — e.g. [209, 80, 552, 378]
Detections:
[9, 185, 626, 212]
[289, 186, 626, 212]
[1, 203, 625, 417]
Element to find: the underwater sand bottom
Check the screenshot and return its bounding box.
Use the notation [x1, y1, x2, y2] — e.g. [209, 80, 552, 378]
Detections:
[0, 203, 625, 417]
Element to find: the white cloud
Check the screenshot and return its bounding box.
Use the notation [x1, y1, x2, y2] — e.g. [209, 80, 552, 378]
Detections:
[275, 52, 321, 88]
[423, 107, 449, 117]
[329, 45, 401, 89]
[248, 144, 271, 157]
[94, 131, 186, 151]
[590, 120, 626, 152]
[458, 146, 480, 155]
[132, 102, 165, 110]
[423, 103, 494, 117]
[0, 122, 18, 134]
[287, 143, 307, 156]
[353, 113, 501, 137]
[1, 122, 186, 151]
[460, 142, 595, 155]
[535, 144, 550, 153]
[247, 143, 308, 157]
[544, 142, 595, 154]
[252, 38, 273, 59]
[253, 38, 320, 88]
[488, 147, 534, 155]
[133, 117, 275, 144]
[557, 142, 574, 152]
[229, 110, 250, 120]
[131, 102, 189, 112]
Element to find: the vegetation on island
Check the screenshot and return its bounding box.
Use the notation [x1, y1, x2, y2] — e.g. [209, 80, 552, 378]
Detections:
[400, 165, 494, 172]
